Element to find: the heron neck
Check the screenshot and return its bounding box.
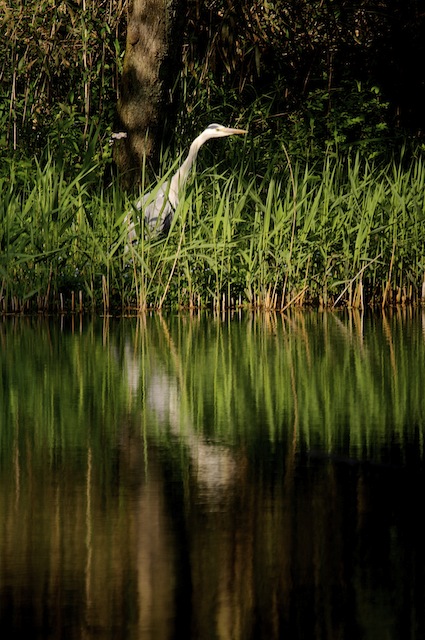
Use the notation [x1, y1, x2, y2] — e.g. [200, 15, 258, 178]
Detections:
[170, 136, 203, 192]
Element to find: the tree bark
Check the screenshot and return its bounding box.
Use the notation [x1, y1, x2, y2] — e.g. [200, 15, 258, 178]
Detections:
[115, 0, 183, 186]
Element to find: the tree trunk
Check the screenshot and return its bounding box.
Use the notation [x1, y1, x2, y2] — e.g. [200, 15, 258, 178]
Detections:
[115, 0, 183, 187]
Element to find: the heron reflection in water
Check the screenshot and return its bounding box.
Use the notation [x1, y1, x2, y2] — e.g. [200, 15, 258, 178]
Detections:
[125, 123, 247, 242]
[123, 336, 240, 501]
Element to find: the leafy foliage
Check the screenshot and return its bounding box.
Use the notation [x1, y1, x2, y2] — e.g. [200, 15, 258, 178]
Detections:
[1, 0, 126, 160]
[1, 1, 425, 313]
[181, 0, 425, 141]
[2, 0, 425, 166]
[1, 142, 425, 313]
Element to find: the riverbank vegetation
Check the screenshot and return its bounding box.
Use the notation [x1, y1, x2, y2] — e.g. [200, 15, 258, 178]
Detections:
[1, 139, 424, 313]
[1, 1, 425, 313]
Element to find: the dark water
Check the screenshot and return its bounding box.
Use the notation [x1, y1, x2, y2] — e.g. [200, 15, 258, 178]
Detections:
[1, 310, 425, 639]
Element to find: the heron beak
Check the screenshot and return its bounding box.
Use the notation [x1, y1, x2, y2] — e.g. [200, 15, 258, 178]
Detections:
[226, 127, 248, 135]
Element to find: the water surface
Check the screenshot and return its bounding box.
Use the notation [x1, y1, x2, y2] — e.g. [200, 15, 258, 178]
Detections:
[1, 310, 425, 639]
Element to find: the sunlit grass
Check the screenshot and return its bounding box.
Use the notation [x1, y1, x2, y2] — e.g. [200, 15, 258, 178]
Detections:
[1, 146, 425, 313]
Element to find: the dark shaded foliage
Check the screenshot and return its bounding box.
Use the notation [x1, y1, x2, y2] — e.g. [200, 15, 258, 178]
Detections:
[1, 0, 424, 166]
[182, 0, 425, 135]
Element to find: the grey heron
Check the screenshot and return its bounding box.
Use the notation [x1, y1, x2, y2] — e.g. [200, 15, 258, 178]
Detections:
[126, 123, 247, 243]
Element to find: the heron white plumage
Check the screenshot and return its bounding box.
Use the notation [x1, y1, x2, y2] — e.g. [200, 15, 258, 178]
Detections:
[126, 123, 247, 242]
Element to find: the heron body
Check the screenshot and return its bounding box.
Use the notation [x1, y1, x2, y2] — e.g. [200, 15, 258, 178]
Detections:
[134, 183, 176, 235]
[127, 123, 247, 241]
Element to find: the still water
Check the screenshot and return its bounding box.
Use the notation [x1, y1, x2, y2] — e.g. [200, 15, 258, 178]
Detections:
[1, 310, 425, 639]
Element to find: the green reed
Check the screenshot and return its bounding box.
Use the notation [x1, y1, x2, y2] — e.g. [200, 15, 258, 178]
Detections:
[1, 148, 425, 313]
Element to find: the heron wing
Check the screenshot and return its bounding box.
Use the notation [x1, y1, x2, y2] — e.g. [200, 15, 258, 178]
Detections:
[137, 183, 175, 233]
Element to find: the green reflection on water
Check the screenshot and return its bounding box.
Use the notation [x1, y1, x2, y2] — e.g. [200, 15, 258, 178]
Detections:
[1, 310, 425, 639]
[2, 310, 424, 458]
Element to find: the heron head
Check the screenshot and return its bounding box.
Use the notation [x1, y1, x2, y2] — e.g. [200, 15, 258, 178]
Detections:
[205, 123, 248, 138]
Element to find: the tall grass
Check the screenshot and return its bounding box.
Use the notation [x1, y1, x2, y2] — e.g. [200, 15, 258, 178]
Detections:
[1, 147, 425, 314]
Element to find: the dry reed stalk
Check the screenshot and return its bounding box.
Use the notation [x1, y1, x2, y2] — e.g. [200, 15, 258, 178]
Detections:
[352, 280, 364, 309]
[281, 143, 297, 307]
[382, 239, 396, 308]
[158, 223, 186, 311]
[280, 286, 309, 312]
[102, 274, 109, 314]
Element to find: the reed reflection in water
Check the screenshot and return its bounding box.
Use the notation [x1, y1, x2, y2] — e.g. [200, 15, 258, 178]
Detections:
[1, 310, 425, 639]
